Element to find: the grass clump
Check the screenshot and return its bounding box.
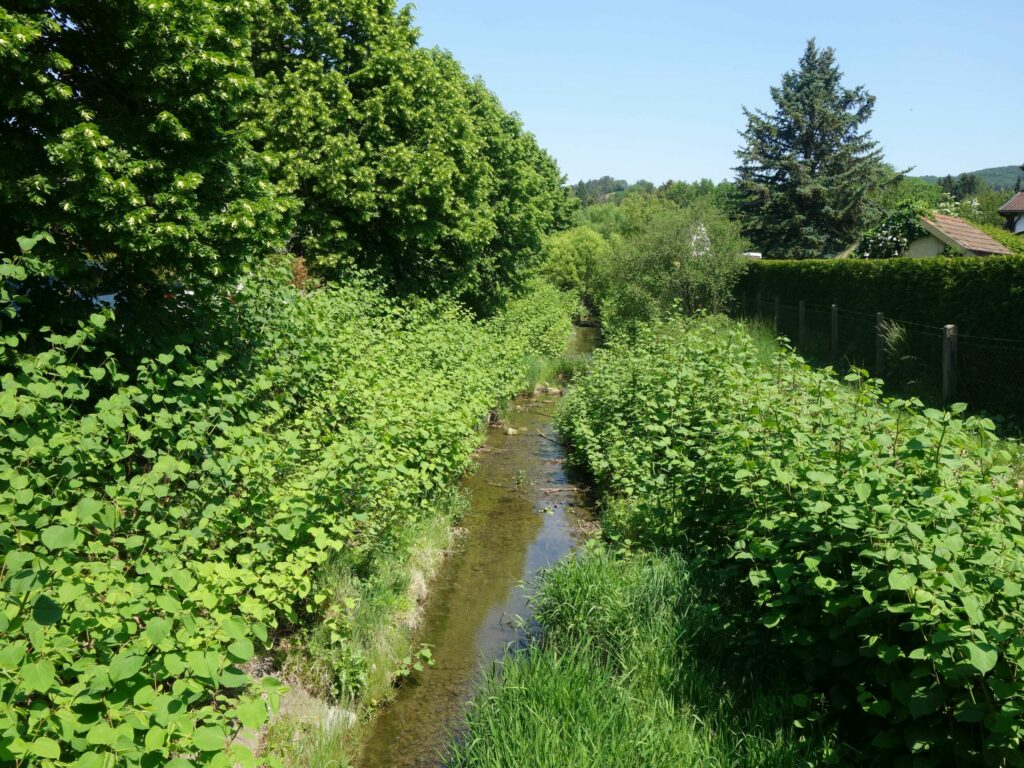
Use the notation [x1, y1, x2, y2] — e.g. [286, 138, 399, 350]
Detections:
[450, 549, 833, 768]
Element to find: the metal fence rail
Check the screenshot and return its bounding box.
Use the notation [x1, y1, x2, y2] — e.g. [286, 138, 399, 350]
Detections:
[740, 293, 1024, 422]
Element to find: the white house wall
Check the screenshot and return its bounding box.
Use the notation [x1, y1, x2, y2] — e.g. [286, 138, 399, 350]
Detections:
[905, 235, 948, 258]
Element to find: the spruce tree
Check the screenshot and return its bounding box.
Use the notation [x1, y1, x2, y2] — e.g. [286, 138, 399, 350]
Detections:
[734, 40, 886, 259]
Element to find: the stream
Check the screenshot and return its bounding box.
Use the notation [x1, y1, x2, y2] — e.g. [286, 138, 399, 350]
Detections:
[356, 324, 599, 768]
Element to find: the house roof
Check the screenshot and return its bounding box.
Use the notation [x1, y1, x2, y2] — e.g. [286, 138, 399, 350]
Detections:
[999, 192, 1024, 215]
[918, 214, 1012, 256]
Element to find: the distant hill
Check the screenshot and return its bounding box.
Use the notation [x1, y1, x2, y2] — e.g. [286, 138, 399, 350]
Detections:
[915, 165, 1022, 191]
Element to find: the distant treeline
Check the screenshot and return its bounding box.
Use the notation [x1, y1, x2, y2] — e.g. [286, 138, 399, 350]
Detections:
[570, 176, 733, 209]
[916, 166, 1024, 193]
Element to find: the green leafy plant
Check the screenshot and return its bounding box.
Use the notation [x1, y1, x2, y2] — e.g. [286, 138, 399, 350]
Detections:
[0, 248, 574, 767]
[856, 201, 931, 259]
[393, 645, 435, 682]
[559, 315, 1024, 765]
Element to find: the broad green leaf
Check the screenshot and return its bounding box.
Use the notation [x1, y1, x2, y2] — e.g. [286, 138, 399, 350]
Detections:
[192, 726, 226, 752]
[0, 642, 27, 669]
[236, 698, 267, 730]
[21, 660, 56, 692]
[962, 595, 985, 625]
[145, 618, 173, 645]
[144, 726, 166, 751]
[227, 638, 254, 663]
[86, 723, 115, 746]
[888, 570, 917, 591]
[32, 595, 62, 626]
[41, 525, 76, 550]
[854, 483, 872, 502]
[966, 642, 998, 675]
[109, 652, 144, 683]
[30, 737, 61, 759]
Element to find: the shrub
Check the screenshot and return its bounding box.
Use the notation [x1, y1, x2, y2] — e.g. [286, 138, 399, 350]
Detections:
[559, 316, 1024, 765]
[540, 227, 611, 298]
[591, 200, 749, 336]
[0, 253, 574, 767]
[856, 201, 931, 259]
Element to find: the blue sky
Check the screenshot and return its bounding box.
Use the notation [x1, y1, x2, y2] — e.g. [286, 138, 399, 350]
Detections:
[412, 1, 1022, 185]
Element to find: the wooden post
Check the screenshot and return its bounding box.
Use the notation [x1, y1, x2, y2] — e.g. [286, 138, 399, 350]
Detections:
[943, 324, 958, 406]
[875, 312, 886, 374]
[798, 300, 806, 348]
[773, 296, 780, 332]
[831, 304, 839, 366]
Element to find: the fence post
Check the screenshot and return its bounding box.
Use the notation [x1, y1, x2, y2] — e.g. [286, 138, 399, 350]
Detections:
[875, 312, 886, 375]
[774, 296, 780, 332]
[943, 324, 958, 406]
[798, 301, 806, 347]
[831, 304, 839, 366]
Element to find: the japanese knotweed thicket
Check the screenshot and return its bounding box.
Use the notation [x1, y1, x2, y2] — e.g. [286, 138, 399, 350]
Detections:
[559, 316, 1024, 766]
[0, 256, 575, 767]
[1, 1, 569, 322]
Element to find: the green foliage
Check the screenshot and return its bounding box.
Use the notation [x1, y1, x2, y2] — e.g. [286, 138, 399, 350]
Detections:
[540, 227, 611, 296]
[938, 173, 986, 200]
[559, 315, 1024, 764]
[569, 176, 631, 206]
[734, 39, 888, 259]
[449, 549, 832, 767]
[940, 187, 1015, 229]
[738, 255, 1024, 341]
[917, 166, 1024, 192]
[253, 1, 570, 312]
[856, 201, 932, 259]
[1, 1, 568, 323]
[590, 199, 749, 335]
[657, 178, 735, 212]
[0, 252, 574, 767]
[863, 170, 945, 228]
[0, 1, 293, 303]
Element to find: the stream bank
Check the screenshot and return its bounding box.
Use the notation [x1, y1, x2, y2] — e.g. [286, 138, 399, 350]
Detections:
[356, 324, 599, 768]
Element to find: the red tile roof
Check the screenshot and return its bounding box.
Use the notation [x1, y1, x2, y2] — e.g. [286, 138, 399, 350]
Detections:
[999, 192, 1024, 215]
[919, 214, 1012, 256]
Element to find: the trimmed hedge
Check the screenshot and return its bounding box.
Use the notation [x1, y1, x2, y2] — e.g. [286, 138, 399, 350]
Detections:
[737, 256, 1024, 340]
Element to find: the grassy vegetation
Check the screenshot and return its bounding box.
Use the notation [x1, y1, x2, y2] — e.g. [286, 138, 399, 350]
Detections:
[450, 549, 833, 768]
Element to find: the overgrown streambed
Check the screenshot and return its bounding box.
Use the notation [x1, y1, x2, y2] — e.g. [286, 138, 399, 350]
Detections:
[357, 325, 598, 768]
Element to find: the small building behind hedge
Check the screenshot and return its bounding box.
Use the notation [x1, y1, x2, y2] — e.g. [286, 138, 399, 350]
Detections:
[906, 213, 1012, 257]
[999, 192, 1024, 235]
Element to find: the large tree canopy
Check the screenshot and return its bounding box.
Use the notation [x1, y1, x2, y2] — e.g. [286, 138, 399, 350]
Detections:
[733, 40, 887, 259]
[1, 0, 568, 321]
[0, 1, 291, 303]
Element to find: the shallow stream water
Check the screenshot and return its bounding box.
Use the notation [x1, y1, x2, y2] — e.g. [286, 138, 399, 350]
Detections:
[356, 325, 598, 768]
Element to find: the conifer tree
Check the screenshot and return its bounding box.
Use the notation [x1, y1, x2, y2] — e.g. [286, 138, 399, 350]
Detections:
[734, 40, 886, 259]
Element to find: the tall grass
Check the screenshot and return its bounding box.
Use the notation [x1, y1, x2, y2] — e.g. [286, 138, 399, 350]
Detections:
[449, 549, 835, 767]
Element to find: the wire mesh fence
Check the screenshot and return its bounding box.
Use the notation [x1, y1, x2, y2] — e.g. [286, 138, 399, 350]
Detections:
[739, 292, 1024, 424]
